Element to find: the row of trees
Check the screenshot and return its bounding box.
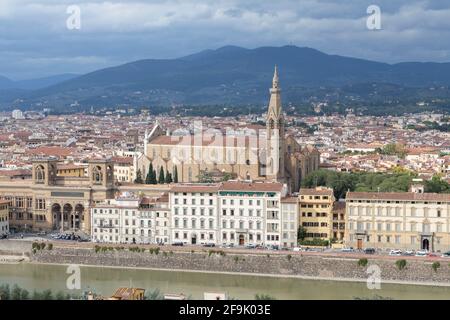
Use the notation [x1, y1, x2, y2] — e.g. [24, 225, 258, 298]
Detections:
[302, 169, 450, 199]
[134, 163, 179, 184]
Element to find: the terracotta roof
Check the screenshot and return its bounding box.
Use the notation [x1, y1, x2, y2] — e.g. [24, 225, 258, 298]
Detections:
[27, 146, 76, 157]
[149, 134, 261, 148]
[347, 192, 450, 202]
[220, 181, 283, 192]
[281, 196, 298, 203]
[170, 183, 221, 193]
[112, 156, 133, 165]
[299, 188, 334, 196]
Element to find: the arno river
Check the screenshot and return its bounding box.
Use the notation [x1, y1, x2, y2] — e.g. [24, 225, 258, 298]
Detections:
[0, 263, 449, 300]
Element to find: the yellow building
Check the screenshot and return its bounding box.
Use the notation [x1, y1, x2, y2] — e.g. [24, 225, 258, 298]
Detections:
[299, 187, 335, 242]
[0, 200, 9, 236]
[57, 164, 86, 177]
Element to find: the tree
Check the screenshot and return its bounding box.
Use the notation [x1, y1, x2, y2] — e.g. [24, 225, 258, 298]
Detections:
[21, 289, 29, 300]
[221, 172, 232, 182]
[173, 166, 179, 183]
[198, 169, 214, 183]
[41, 289, 53, 300]
[158, 166, 165, 184]
[297, 226, 307, 243]
[11, 284, 22, 300]
[151, 169, 157, 184]
[145, 163, 154, 184]
[0, 284, 10, 300]
[55, 291, 66, 300]
[425, 175, 450, 193]
[134, 169, 144, 184]
[165, 172, 173, 184]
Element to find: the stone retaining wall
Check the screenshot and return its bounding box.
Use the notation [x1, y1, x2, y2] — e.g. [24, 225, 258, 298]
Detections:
[31, 248, 450, 284]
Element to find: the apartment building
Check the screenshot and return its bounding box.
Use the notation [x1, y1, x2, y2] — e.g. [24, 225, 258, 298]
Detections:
[345, 191, 450, 252]
[218, 181, 287, 248]
[169, 184, 220, 245]
[298, 187, 335, 241]
[91, 193, 169, 244]
[0, 200, 9, 236]
[169, 181, 290, 247]
[281, 197, 299, 247]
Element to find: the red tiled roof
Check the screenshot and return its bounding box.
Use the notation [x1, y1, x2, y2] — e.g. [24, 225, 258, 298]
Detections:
[347, 192, 450, 202]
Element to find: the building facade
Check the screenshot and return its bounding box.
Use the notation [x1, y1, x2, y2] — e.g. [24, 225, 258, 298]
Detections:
[0, 200, 9, 236]
[298, 187, 335, 242]
[91, 194, 169, 244]
[345, 191, 450, 252]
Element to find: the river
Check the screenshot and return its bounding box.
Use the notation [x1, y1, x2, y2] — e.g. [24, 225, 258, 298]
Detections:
[0, 263, 449, 300]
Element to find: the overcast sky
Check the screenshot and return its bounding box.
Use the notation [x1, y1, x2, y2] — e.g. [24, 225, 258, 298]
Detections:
[1, 0, 450, 80]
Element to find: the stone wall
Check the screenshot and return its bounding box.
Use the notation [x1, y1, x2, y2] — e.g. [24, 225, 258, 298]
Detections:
[31, 248, 450, 284]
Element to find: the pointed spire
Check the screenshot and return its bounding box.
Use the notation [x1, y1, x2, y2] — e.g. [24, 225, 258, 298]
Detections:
[272, 65, 279, 89]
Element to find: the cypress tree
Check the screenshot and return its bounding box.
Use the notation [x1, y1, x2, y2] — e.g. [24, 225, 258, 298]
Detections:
[158, 166, 165, 184]
[145, 163, 154, 184]
[151, 169, 157, 184]
[165, 172, 172, 184]
[173, 166, 178, 183]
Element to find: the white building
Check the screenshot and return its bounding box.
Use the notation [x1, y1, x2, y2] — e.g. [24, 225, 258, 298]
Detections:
[170, 184, 219, 245]
[11, 109, 24, 120]
[91, 193, 169, 244]
[169, 181, 290, 247]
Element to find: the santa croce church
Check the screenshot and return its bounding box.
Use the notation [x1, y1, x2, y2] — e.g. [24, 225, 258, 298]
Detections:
[139, 67, 320, 192]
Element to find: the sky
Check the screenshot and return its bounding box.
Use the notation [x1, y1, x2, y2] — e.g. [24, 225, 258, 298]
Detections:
[1, 0, 450, 80]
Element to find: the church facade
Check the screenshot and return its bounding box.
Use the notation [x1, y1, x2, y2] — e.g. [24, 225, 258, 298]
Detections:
[139, 67, 320, 192]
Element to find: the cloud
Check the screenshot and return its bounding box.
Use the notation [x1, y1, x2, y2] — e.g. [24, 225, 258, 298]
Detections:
[0, 0, 449, 79]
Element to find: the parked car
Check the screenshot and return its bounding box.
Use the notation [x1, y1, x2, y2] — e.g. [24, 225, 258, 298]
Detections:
[341, 247, 355, 253]
[441, 251, 450, 258]
[427, 252, 439, 258]
[292, 247, 302, 252]
[172, 242, 184, 246]
[415, 250, 428, 257]
[245, 244, 256, 249]
[0, 234, 7, 239]
[389, 250, 402, 256]
[402, 250, 415, 256]
[363, 248, 376, 254]
[203, 243, 215, 248]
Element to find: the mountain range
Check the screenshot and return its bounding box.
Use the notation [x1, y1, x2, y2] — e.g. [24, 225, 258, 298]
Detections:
[2, 45, 450, 110]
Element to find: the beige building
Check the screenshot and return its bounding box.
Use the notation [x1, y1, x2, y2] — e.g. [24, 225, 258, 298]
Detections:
[139, 67, 320, 193]
[0, 200, 9, 236]
[346, 191, 450, 252]
[298, 187, 335, 242]
[0, 157, 116, 234]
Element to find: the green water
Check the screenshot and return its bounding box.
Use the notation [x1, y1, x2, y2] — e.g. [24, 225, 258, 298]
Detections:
[0, 263, 449, 300]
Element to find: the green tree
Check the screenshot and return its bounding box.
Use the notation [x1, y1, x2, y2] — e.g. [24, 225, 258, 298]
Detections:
[0, 284, 10, 300]
[145, 163, 153, 184]
[198, 169, 214, 183]
[255, 293, 276, 300]
[158, 166, 165, 184]
[41, 289, 53, 300]
[11, 284, 22, 300]
[55, 291, 66, 300]
[297, 226, 307, 242]
[425, 175, 450, 193]
[21, 289, 29, 300]
[165, 172, 173, 184]
[173, 166, 179, 183]
[134, 169, 144, 184]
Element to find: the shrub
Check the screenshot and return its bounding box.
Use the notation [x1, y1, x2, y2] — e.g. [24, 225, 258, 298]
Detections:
[395, 259, 407, 270]
[299, 239, 329, 247]
[163, 251, 168, 257]
[94, 245, 100, 253]
[154, 247, 160, 255]
[255, 293, 276, 300]
[47, 243, 53, 250]
[39, 243, 46, 250]
[233, 256, 239, 263]
[266, 254, 270, 258]
[287, 254, 292, 261]
[432, 262, 441, 272]
[169, 251, 174, 255]
[358, 258, 368, 267]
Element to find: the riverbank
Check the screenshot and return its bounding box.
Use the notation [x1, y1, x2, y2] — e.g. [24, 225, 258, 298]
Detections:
[28, 246, 450, 286]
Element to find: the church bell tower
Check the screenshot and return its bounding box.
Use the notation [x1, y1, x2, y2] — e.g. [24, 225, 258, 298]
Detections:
[266, 66, 285, 180]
